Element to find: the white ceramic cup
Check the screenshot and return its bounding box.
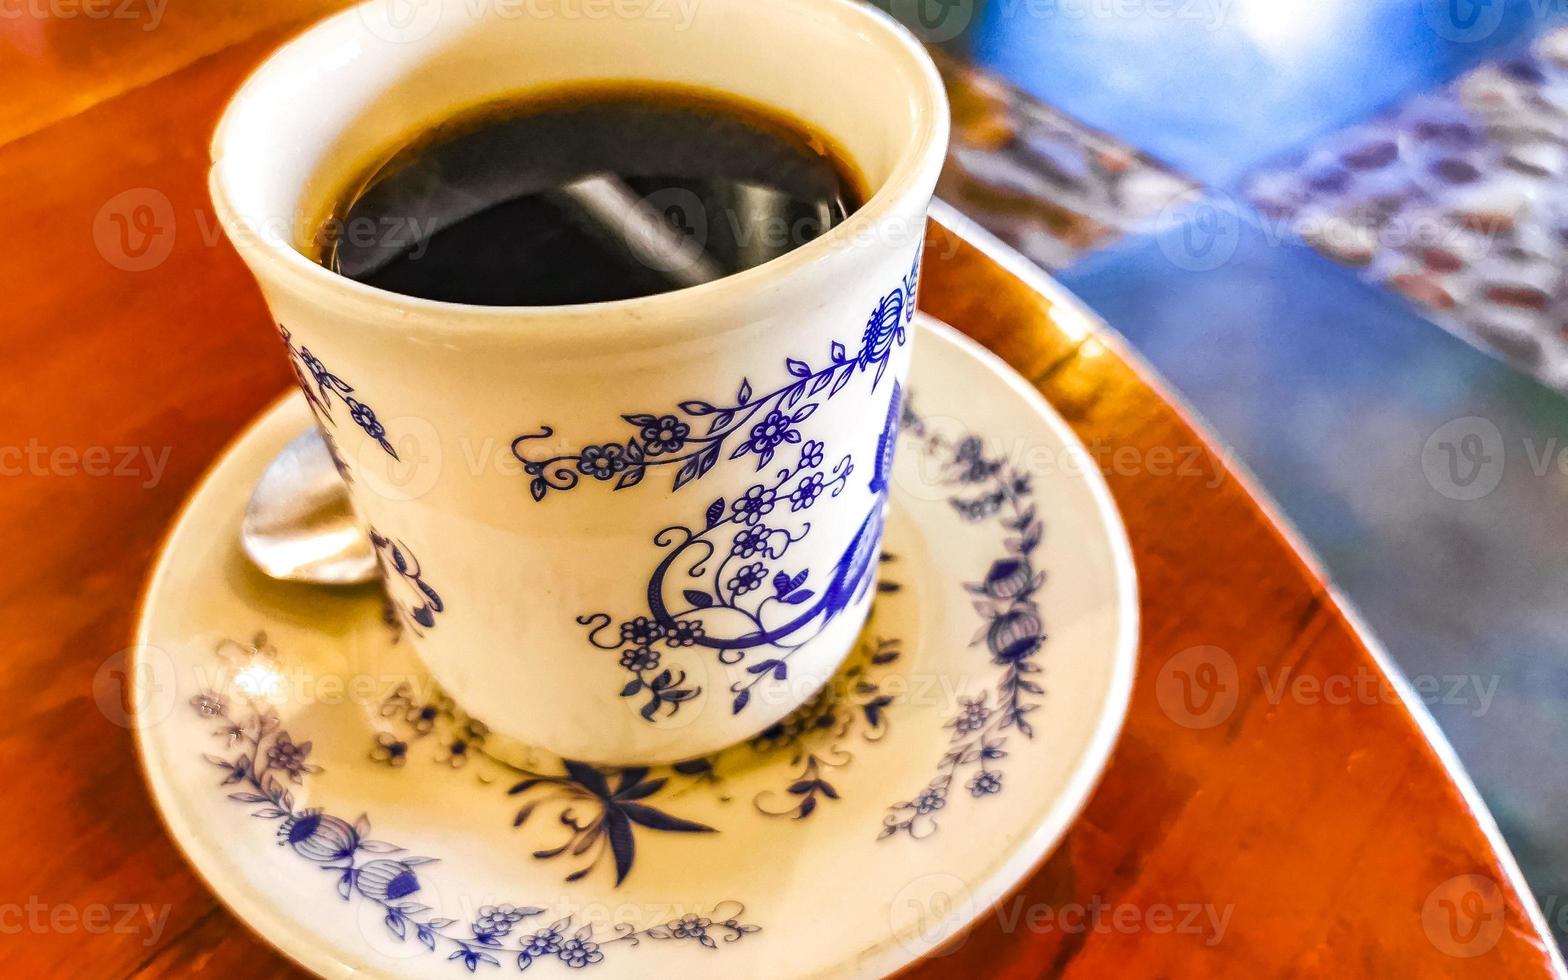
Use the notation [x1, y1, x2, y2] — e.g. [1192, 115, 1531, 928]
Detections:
[210, 0, 948, 764]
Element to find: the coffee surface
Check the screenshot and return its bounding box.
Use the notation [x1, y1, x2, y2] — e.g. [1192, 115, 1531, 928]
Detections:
[321, 85, 864, 306]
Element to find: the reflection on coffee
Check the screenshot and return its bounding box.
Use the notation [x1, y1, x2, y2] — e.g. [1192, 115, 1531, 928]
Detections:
[319, 84, 866, 306]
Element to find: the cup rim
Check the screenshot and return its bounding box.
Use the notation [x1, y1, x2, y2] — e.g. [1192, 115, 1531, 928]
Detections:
[208, 0, 949, 334]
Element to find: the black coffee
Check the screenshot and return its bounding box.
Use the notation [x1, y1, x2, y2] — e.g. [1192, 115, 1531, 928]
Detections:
[319, 85, 865, 305]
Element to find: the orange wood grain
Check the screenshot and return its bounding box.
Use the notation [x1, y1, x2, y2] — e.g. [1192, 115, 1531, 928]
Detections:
[0, 7, 1556, 978]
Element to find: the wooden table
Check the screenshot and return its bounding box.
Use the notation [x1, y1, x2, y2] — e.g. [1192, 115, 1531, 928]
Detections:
[1, 5, 1560, 977]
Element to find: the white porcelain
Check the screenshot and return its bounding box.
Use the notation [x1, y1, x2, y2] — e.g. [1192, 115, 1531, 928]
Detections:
[135, 316, 1137, 979]
[209, 0, 949, 764]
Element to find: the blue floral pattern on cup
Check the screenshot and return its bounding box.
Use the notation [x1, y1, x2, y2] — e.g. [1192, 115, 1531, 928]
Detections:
[506, 259, 920, 724]
[510, 255, 919, 498]
[278, 324, 397, 460]
[370, 528, 445, 634]
[577, 381, 902, 722]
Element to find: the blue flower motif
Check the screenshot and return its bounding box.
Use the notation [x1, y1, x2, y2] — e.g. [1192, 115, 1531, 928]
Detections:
[789, 472, 826, 512]
[355, 859, 422, 902]
[639, 415, 690, 456]
[913, 788, 945, 815]
[730, 525, 772, 558]
[799, 439, 825, 470]
[276, 809, 357, 862]
[577, 444, 628, 480]
[508, 763, 716, 885]
[299, 349, 329, 387]
[190, 692, 225, 717]
[349, 401, 385, 441]
[980, 558, 1034, 599]
[745, 410, 797, 456]
[266, 732, 319, 782]
[953, 698, 991, 734]
[665, 620, 705, 648]
[371, 732, 408, 767]
[987, 608, 1044, 665]
[968, 771, 1003, 797]
[727, 562, 767, 596]
[731, 484, 777, 525]
[858, 290, 906, 370]
[521, 927, 564, 958]
[558, 937, 604, 968]
[953, 437, 996, 483]
[620, 616, 665, 647]
[619, 647, 660, 672]
[473, 904, 528, 942]
[670, 914, 711, 939]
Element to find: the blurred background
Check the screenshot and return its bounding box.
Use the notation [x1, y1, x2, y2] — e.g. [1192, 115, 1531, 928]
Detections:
[870, 0, 1568, 948]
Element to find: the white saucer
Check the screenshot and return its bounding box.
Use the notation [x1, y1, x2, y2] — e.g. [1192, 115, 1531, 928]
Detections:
[134, 315, 1137, 979]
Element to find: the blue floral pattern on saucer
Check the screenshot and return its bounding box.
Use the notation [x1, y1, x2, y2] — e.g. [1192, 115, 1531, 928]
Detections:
[192, 634, 758, 973]
[880, 400, 1047, 840]
[141, 315, 1137, 980]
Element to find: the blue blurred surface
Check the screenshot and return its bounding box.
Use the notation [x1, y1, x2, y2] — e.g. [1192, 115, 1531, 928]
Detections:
[1058, 216, 1568, 918]
[966, 0, 1561, 185]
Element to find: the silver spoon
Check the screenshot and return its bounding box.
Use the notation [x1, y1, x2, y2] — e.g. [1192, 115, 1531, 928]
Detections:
[242, 429, 378, 585]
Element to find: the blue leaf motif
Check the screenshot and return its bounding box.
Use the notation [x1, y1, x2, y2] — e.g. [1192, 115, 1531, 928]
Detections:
[684, 590, 714, 608]
[786, 358, 811, 377]
[773, 569, 808, 596]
